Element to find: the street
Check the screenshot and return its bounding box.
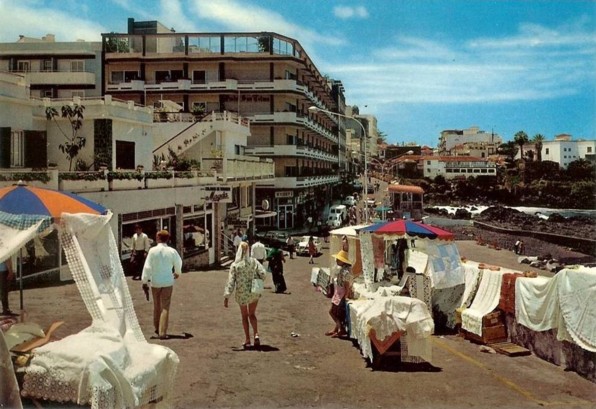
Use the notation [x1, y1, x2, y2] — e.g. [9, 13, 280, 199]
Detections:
[14, 241, 596, 409]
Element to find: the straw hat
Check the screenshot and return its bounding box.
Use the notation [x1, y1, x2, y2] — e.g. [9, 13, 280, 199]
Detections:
[333, 250, 351, 265]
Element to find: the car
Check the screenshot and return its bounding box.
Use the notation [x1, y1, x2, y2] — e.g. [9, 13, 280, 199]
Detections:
[343, 195, 356, 207]
[258, 230, 293, 249]
[326, 213, 343, 228]
[296, 236, 323, 256]
[329, 204, 348, 220]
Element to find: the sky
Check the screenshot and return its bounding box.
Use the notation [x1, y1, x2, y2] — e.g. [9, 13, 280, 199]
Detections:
[1, 0, 594, 148]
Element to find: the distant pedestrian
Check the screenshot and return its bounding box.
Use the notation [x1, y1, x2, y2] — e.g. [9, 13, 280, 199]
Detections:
[0, 259, 16, 316]
[131, 224, 151, 280]
[233, 229, 243, 254]
[267, 246, 288, 293]
[286, 236, 296, 259]
[514, 240, 521, 254]
[141, 230, 182, 340]
[308, 236, 317, 264]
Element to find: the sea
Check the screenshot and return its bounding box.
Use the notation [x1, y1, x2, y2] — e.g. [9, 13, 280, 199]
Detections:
[431, 205, 596, 220]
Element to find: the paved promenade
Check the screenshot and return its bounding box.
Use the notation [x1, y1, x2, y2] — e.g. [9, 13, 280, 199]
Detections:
[11, 239, 595, 408]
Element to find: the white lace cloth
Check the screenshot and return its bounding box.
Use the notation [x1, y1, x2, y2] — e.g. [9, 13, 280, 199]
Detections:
[461, 269, 505, 336]
[515, 267, 596, 352]
[21, 213, 179, 408]
[348, 296, 434, 363]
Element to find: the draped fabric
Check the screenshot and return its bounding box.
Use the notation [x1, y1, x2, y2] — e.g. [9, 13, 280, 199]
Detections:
[515, 267, 596, 352]
[348, 296, 434, 363]
[0, 211, 51, 264]
[461, 269, 505, 336]
[0, 329, 22, 409]
[21, 213, 179, 408]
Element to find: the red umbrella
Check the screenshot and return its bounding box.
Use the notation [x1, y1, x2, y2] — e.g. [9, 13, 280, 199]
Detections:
[359, 219, 454, 240]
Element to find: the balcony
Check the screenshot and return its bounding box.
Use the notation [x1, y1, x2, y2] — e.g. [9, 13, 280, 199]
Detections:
[245, 144, 337, 162]
[250, 112, 338, 143]
[27, 71, 96, 86]
[256, 173, 340, 189]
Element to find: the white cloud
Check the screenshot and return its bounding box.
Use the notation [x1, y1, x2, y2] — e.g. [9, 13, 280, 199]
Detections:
[0, 1, 106, 42]
[181, 0, 344, 49]
[325, 19, 595, 107]
[333, 6, 369, 19]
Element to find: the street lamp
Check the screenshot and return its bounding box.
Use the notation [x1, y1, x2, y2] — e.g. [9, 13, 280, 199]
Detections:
[308, 106, 370, 221]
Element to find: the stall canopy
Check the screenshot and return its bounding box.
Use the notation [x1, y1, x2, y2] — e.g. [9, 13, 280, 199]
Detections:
[359, 219, 454, 241]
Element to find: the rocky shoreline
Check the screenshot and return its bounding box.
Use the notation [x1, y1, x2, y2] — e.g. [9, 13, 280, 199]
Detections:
[427, 205, 596, 269]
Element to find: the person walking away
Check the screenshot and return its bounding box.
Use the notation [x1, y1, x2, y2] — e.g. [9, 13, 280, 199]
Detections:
[141, 230, 182, 340]
[308, 236, 317, 264]
[267, 246, 288, 294]
[233, 229, 243, 255]
[0, 258, 16, 316]
[326, 250, 352, 338]
[131, 224, 151, 280]
[251, 239, 270, 289]
[286, 236, 295, 259]
[224, 241, 267, 349]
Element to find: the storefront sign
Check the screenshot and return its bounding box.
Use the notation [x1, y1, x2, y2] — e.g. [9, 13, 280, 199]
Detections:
[204, 185, 232, 203]
[275, 191, 293, 198]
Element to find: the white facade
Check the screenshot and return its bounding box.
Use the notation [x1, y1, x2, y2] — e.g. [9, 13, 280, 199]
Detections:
[541, 138, 596, 169]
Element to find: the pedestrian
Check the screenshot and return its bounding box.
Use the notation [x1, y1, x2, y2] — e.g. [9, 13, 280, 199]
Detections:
[141, 229, 182, 340]
[0, 258, 16, 316]
[519, 240, 525, 255]
[325, 250, 352, 338]
[250, 238, 267, 265]
[233, 228, 243, 254]
[514, 240, 521, 255]
[224, 241, 267, 349]
[267, 245, 288, 294]
[131, 224, 151, 280]
[308, 236, 317, 264]
[286, 236, 296, 259]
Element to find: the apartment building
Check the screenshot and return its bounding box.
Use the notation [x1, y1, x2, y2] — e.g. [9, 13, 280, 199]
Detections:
[0, 34, 102, 99]
[102, 18, 346, 230]
[0, 69, 274, 282]
[438, 126, 502, 157]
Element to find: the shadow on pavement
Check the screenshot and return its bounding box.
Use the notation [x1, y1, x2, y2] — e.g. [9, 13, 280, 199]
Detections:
[231, 344, 280, 352]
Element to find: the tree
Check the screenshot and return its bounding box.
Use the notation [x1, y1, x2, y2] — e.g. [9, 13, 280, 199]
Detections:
[532, 133, 545, 161]
[498, 141, 518, 164]
[45, 104, 86, 171]
[377, 130, 387, 144]
[514, 131, 529, 160]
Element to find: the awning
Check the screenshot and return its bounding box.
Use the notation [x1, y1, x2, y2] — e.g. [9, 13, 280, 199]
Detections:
[254, 211, 277, 219]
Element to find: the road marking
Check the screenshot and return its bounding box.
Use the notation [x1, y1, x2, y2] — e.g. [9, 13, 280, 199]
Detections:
[432, 338, 593, 407]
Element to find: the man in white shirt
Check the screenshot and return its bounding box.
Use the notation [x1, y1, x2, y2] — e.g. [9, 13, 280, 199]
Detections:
[233, 229, 243, 254]
[251, 239, 267, 264]
[131, 224, 151, 280]
[141, 230, 182, 340]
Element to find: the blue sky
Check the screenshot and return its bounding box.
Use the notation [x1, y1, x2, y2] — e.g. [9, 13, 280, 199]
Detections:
[1, 0, 594, 147]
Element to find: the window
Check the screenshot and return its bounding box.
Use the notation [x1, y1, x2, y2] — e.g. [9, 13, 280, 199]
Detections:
[11, 130, 24, 167]
[17, 60, 30, 72]
[588, 147, 593, 153]
[71, 90, 85, 98]
[42, 59, 53, 72]
[110, 70, 139, 83]
[545, 148, 549, 154]
[427, 161, 431, 165]
[70, 60, 84, 72]
[42, 89, 54, 98]
[234, 144, 245, 155]
[192, 70, 206, 84]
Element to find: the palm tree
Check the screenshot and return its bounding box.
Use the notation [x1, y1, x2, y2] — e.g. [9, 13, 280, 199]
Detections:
[532, 133, 545, 161]
[514, 131, 529, 160]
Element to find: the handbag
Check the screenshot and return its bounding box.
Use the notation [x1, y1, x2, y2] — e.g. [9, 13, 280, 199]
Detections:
[251, 278, 265, 294]
[251, 260, 265, 294]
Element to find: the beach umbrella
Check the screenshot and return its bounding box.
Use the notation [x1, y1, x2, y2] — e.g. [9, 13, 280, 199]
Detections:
[358, 219, 454, 241]
[0, 183, 107, 219]
[0, 182, 108, 311]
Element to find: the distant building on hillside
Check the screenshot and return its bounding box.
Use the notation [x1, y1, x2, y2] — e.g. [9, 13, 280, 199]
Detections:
[438, 126, 502, 158]
[539, 134, 596, 169]
[422, 155, 497, 180]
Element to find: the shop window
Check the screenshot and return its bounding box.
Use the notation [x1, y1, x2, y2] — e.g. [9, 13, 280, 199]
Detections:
[183, 215, 212, 253]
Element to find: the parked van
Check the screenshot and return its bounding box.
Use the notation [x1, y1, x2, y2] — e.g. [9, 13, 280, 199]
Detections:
[329, 204, 348, 221]
[327, 213, 343, 228]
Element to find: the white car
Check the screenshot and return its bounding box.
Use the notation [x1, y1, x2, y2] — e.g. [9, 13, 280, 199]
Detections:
[343, 195, 356, 206]
[327, 213, 343, 228]
[296, 236, 323, 256]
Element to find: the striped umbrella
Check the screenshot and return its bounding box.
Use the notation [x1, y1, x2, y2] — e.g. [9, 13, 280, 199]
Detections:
[358, 219, 454, 241]
[0, 183, 107, 219]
